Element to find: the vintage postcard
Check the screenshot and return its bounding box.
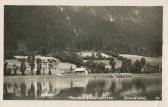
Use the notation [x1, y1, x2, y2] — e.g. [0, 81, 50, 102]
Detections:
[0, 0, 168, 107]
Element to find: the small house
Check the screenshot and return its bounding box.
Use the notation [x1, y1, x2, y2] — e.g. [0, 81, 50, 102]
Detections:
[35, 56, 59, 64]
[74, 67, 88, 75]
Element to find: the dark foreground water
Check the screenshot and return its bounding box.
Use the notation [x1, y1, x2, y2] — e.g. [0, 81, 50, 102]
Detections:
[3, 76, 161, 100]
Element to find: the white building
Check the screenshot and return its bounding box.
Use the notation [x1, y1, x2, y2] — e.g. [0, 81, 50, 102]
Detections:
[14, 56, 28, 60]
[74, 67, 88, 75]
[35, 56, 59, 63]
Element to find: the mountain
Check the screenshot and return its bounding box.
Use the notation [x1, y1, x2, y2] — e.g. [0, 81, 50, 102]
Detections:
[4, 6, 163, 56]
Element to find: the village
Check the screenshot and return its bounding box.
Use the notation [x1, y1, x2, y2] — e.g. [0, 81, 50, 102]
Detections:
[4, 51, 162, 77]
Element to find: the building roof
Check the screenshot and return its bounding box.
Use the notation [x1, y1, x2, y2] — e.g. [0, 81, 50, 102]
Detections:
[14, 56, 28, 59]
[105, 64, 111, 68]
[35, 56, 59, 61]
[74, 68, 86, 72]
[14, 55, 59, 61]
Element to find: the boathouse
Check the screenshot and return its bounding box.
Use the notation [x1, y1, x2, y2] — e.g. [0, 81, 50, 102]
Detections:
[74, 67, 88, 75]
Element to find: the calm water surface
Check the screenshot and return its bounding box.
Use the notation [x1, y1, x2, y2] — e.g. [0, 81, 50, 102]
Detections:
[3, 76, 161, 100]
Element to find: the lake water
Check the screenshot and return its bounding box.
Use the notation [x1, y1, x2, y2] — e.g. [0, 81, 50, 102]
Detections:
[3, 76, 161, 100]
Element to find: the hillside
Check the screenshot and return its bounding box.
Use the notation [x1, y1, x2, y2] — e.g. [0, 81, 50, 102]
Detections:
[4, 6, 163, 57]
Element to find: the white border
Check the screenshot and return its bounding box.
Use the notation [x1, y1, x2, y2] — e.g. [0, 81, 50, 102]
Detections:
[1, 0, 164, 6]
[0, 0, 168, 107]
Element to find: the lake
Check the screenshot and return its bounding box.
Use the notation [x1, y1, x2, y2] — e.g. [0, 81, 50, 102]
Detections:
[3, 75, 161, 100]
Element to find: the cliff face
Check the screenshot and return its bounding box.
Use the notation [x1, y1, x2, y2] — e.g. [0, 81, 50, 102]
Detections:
[4, 6, 163, 56]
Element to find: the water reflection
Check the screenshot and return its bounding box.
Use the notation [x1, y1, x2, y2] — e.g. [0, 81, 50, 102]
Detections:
[28, 83, 35, 98]
[37, 82, 42, 96]
[3, 77, 161, 100]
[21, 83, 26, 97]
[86, 80, 105, 97]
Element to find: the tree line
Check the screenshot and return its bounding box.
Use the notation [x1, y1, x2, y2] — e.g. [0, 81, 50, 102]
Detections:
[107, 52, 162, 73]
[51, 51, 162, 74]
[4, 56, 53, 76]
[4, 51, 161, 76]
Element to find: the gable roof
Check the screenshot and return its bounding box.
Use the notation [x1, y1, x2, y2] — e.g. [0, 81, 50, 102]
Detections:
[14, 56, 28, 59]
[74, 68, 86, 72]
[35, 56, 59, 61]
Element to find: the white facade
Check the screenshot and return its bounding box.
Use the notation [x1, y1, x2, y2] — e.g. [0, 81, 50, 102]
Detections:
[74, 67, 88, 75]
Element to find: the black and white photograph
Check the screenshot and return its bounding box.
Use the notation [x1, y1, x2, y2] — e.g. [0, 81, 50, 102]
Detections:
[3, 5, 162, 100]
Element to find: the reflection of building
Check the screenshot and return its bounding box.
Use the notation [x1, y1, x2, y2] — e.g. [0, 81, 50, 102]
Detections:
[4, 77, 88, 98]
[71, 79, 88, 87]
[4, 77, 161, 100]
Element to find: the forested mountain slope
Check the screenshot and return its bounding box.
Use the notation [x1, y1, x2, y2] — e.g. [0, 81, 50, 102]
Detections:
[4, 6, 163, 56]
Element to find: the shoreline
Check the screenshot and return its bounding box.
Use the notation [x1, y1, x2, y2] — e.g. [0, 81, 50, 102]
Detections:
[4, 73, 161, 80]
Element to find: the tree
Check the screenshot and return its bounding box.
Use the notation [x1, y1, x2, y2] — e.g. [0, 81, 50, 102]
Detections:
[13, 64, 17, 75]
[96, 52, 102, 59]
[109, 58, 116, 73]
[127, 59, 132, 73]
[121, 59, 126, 73]
[4, 62, 8, 76]
[75, 57, 83, 67]
[70, 65, 73, 71]
[122, 59, 132, 73]
[134, 60, 142, 73]
[84, 60, 96, 73]
[28, 55, 31, 66]
[97, 63, 105, 73]
[20, 59, 26, 75]
[36, 58, 42, 75]
[91, 53, 95, 59]
[48, 60, 52, 75]
[141, 58, 146, 66]
[29, 55, 35, 75]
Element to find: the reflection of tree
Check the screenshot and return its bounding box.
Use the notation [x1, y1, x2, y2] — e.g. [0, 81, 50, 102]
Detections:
[37, 82, 42, 96]
[109, 81, 116, 93]
[109, 81, 121, 99]
[20, 82, 26, 96]
[70, 80, 73, 88]
[53, 87, 84, 100]
[14, 82, 18, 93]
[3, 77, 161, 100]
[86, 80, 105, 97]
[49, 82, 53, 93]
[20, 60, 26, 75]
[134, 79, 146, 92]
[3, 84, 8, 98]
[121, 80, 132, 91]
[28, 83, 35, 98]
[4, 62, 8, 76]
[108, 79, 147, 100]
[109, 80, 130, 100]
